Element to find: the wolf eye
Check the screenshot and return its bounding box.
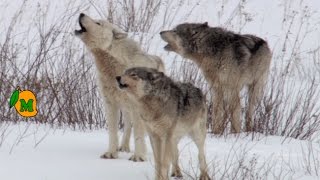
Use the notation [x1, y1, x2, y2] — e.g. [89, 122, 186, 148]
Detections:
[130, 73, 137, 77]
[96, 22, 101, 25]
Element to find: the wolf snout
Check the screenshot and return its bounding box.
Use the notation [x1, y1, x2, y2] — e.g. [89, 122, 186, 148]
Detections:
[75, 13, 87, 35]
[160, 31, 169, 36]
[79, 13, 85, 18]
[116, 76, 128, 89]
[160, 31, 170, 42]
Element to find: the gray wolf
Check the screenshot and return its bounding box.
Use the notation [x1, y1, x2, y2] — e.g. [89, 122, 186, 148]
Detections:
[75, 13, 164, 161]
[117, 67, 210, 180]
[160, 22, 272, 134]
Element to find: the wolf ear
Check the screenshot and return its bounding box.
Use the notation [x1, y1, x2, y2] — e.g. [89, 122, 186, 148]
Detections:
[148, 72, 164, 82]
[201, 22, 208, 27]
[112, 29, 128, 39]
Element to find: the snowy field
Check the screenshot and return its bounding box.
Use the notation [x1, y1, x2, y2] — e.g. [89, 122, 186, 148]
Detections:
[1, 123, 319, 180]
[1, 0, 320, 179]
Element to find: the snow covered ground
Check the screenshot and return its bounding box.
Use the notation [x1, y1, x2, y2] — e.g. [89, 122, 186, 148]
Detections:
[1, 123, 319, 180]
[1, 0, 320, 179]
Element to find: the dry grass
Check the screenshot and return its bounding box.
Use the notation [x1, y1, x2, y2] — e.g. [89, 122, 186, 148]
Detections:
[0, 0, 319, 138]
[0, 1, 105, 130]
[1, 1, 320, 179]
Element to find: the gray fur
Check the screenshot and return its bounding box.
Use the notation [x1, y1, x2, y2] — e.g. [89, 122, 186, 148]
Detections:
[124, 67, 204, 116]
[118, 67, 210, 180]
[160, 22, 272, 134]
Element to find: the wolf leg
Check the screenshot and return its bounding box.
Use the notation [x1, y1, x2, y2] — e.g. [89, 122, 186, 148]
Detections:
[229, 91, 241, 133]
[246, 80, 264, 132]
[159, 136, 172, 180]
[171, 137, 182, 177]
[149, 133, 163, 180]
[212, 88, 225, 134]
[190, 122, 211, 180]
[118, 110, 131, 152]
[129, 111, 146, 162]
[101, 104, 119, 159]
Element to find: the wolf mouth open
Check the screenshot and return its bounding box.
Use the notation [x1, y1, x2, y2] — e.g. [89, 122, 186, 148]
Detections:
[164, 44, 173, 51]
[116, 76, 128, 89]
[75, 13, 87, 35]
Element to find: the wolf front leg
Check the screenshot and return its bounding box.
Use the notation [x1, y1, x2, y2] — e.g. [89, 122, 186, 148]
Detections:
[171, 137, 182, 178]
[149, 132, 171, 180]
[101, 103, 119, 159]
[118, 110, 132, 152]
[149, 134, 162, 180]
[212, 88, 226, 134]
[158, 136, 172, 180]
[128, 111, 147, 162]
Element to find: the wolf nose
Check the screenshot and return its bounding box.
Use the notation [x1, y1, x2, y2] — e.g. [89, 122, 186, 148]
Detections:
[160, 31, 164, 35]
[80, 13, 85, 18]
[116, 76, 121, 82]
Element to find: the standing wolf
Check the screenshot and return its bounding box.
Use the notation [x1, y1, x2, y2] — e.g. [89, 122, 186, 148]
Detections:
[160, 22, 272, 134]
[75, 13, 164, 161]
[117, 67, 210, 180]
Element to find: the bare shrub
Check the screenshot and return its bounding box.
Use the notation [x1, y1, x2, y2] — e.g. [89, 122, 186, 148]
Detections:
[0, 1, 105, 130]
[0, 0, 200, 130]
[166, 0, 320, 140]
[0, 0, 319, 139]
[253, 73, 320, 140]
[180, 138, 320, 179]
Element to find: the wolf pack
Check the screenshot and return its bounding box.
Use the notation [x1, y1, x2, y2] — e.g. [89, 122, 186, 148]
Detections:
[75, 13, 272, 180]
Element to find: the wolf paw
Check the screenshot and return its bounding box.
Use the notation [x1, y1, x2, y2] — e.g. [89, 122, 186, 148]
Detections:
[231, 128, 241, 134]
[118, 145, 130, 152]
[129, 154, 146, 162]
[100, 152, 118, 159]
[171, 169, 183, 178]
[199, 173, 211, 180]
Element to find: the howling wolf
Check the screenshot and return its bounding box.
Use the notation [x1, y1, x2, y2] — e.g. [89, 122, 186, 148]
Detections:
[117, 67, 210, 180]
[75, 13, 164, 161]
[160, 22, 272, 134]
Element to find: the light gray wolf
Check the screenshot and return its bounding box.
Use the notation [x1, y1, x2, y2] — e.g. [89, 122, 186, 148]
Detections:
[74, 13, 164, 161]
[117, 67, 210, 180]
[160, 22, 272, 134]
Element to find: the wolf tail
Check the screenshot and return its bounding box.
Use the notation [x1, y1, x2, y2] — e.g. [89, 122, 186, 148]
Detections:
[242, 34, 268, 54]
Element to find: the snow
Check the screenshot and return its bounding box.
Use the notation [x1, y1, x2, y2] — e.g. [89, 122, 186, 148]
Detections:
[1, 123, 319, 180]
[1, 0, 320, 179]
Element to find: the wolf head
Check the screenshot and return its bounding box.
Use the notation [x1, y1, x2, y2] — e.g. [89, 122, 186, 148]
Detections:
[116, 67, 165, 99]
[160, 22, 209, 55]
[74, 13, 127, 51]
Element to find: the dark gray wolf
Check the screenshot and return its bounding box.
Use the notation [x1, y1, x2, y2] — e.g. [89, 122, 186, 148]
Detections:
[160, 22, 272, 134]
[117, 67, 210, 180]
[75, 13, 164, 161]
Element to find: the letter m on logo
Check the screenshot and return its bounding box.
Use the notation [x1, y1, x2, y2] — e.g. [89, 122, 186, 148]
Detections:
[20, 99, 34, 112]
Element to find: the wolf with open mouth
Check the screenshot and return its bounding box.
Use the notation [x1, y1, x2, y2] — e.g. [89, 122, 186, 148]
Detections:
[75, 13, 164, 162]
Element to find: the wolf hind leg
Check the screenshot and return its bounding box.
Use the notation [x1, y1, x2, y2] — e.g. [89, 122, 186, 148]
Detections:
[246, 79, 265, 132]
[228, 91, 241, 134]
[190, 121, 211, 180]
